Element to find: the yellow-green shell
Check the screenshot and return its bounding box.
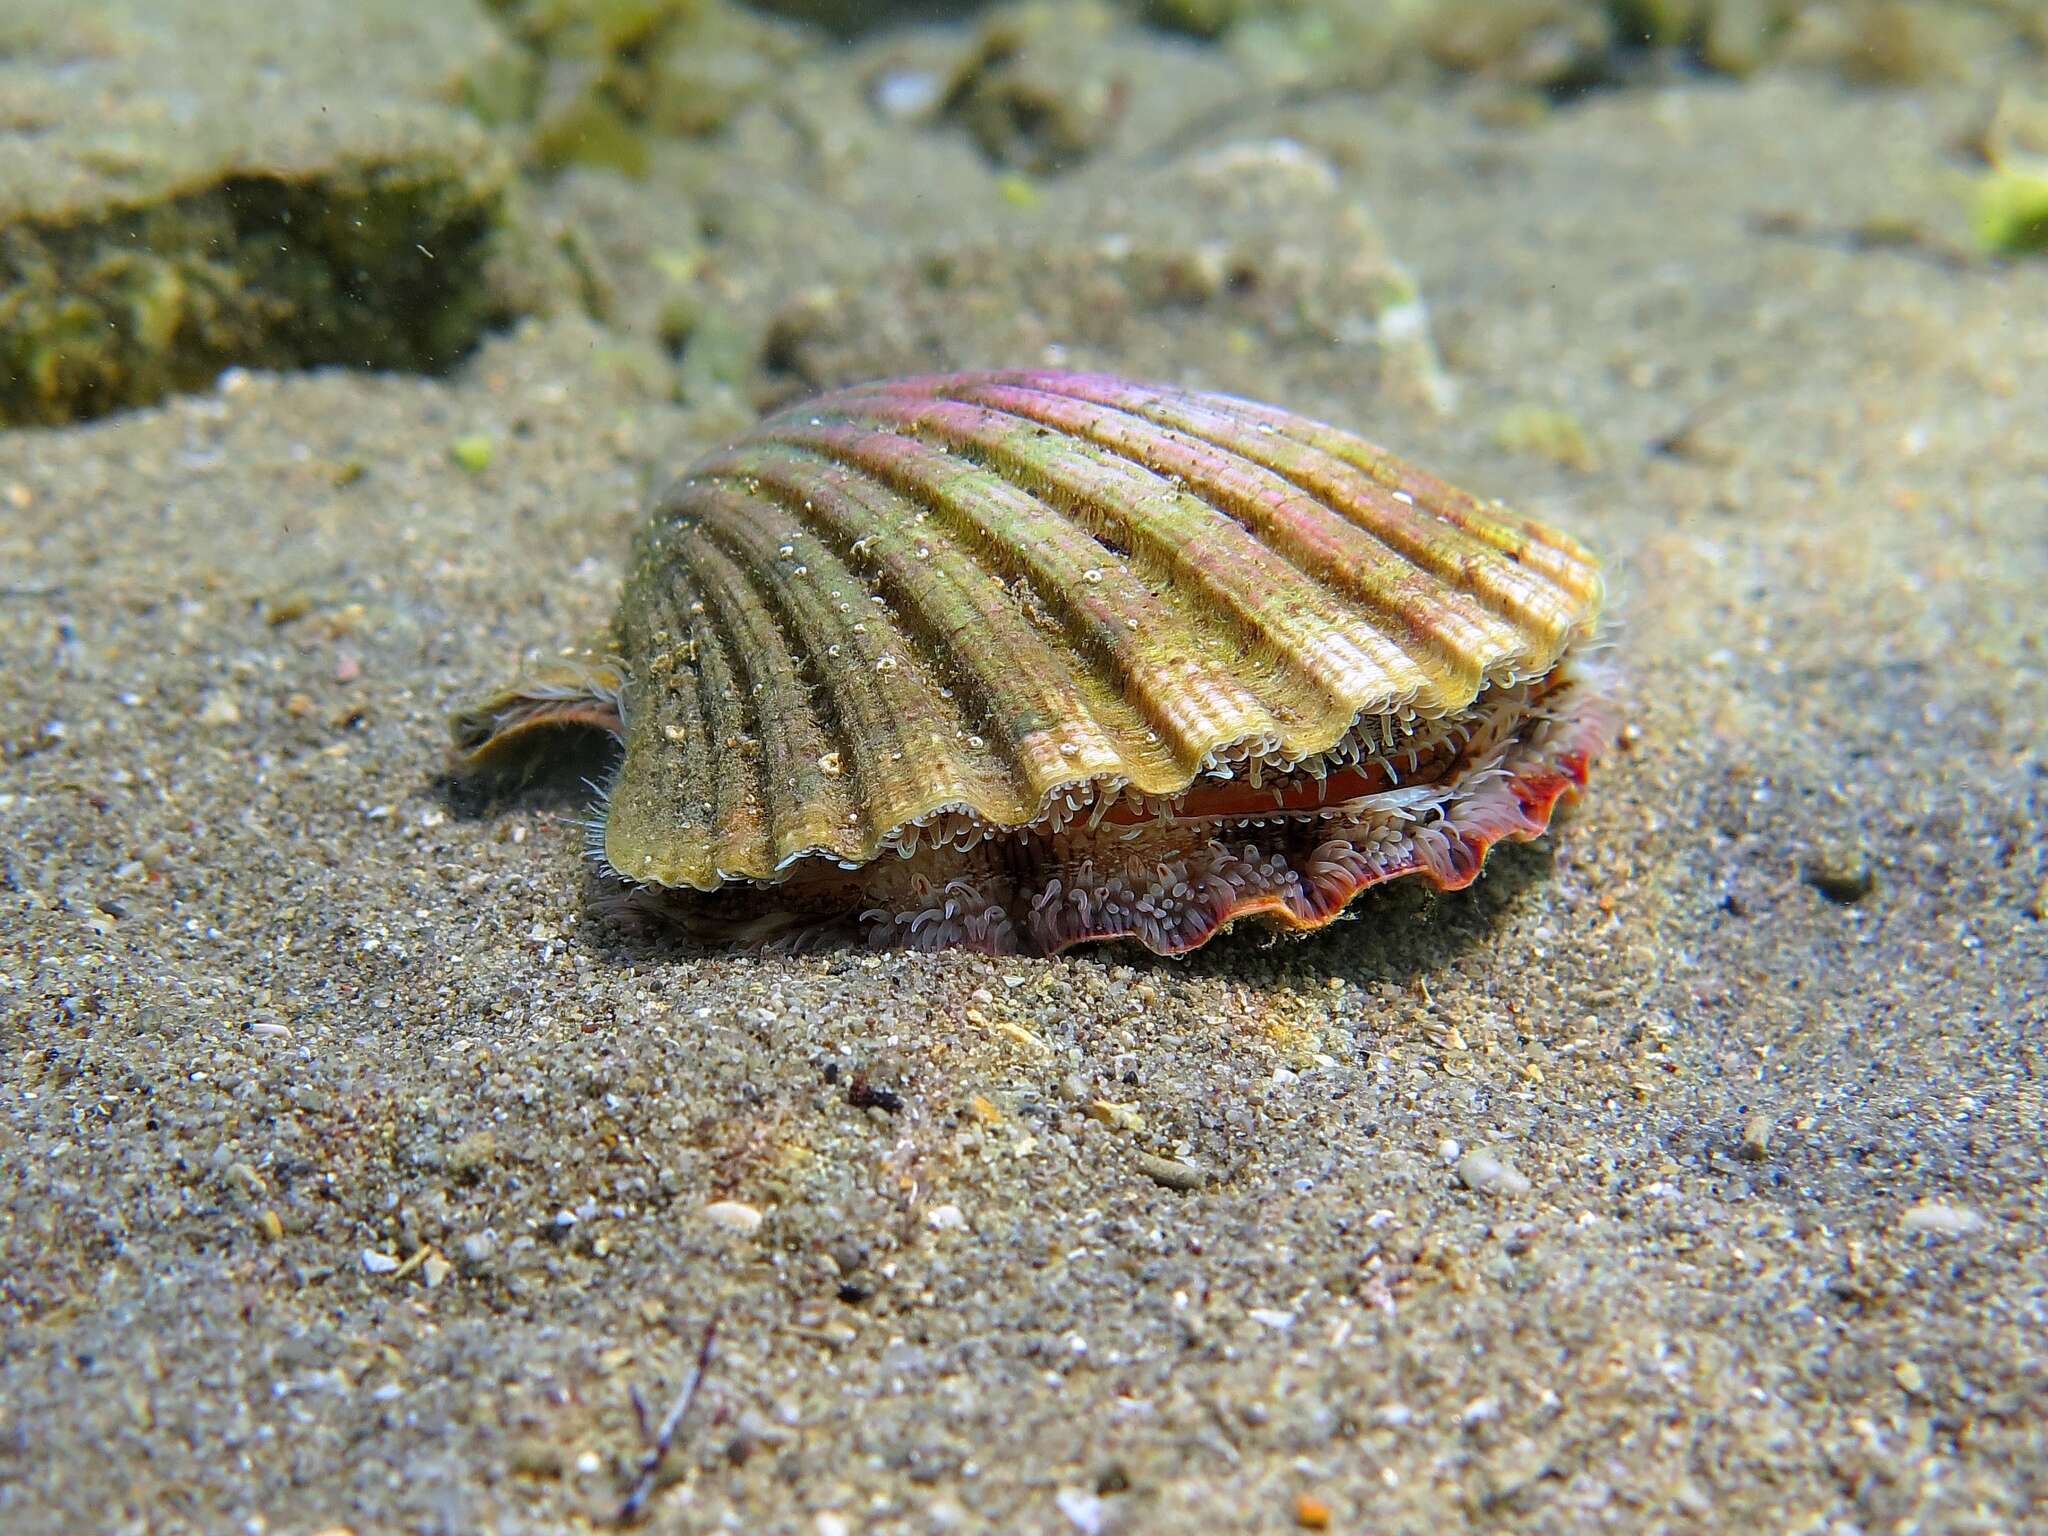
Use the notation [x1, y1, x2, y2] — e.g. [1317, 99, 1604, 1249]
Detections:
[468, 370, 1603, 892]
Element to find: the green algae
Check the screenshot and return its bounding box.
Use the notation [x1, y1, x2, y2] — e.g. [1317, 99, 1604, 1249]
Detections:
[1969, 91, 2048, 257]
[1972, 162, 2048, 256]
[530, 94, 654, 177]
[1494, 403, 1602, 472]
[451, 434, 498, 473]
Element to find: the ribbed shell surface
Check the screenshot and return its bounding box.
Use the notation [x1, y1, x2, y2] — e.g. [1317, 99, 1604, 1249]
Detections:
[603, 371, 1603, 891]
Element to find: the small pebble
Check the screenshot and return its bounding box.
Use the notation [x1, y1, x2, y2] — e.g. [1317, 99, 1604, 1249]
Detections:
[509, 1440, 563, 1478]
[361, 1249, 400, 1274]
[996, 173, 1040, 210]
[422, 1254, 454, 1289]
[1456, 1150, 1532, 1198]
[1893, 1360, 1926, 1394]
[871, 68, 941, 120]
[1739, 1112, 1773, 1162]
[1899, 1201, 1983, 1238]
[224, 1161, 265, 1199]
[1293, 1492, 1331, 1530]
[263, 591, 313, 626]
[1088, 1099, 1145, 1132]
[196, 690, 242, 727]
[1055, 1488, 1106, 1534]
[448, 1130, 496, 1176]
[450, 434, 494, 473]
[1803, 842, 1876, 903]
[927, 1203, 968, 1232]
[1135, 1152, 1206, 1191]
[705, 1199, 765, 1234]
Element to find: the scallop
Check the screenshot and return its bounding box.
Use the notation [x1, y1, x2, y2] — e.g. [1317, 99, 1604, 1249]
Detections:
[451, 370, 1615, 955]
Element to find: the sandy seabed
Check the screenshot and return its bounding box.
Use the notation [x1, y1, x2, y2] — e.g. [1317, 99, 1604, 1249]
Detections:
[3, 14, 2045, 1535]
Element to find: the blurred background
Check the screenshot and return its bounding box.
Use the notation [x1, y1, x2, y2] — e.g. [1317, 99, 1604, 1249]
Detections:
[3, 0, 2044, 430]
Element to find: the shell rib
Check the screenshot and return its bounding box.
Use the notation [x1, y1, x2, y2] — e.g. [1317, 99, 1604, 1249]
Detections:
[454, 369, 1613, 955]
[607, 371, 1600, 889]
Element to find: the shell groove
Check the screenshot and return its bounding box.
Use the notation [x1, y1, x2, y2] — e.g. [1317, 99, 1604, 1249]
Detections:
[454, 369, 1612, 954]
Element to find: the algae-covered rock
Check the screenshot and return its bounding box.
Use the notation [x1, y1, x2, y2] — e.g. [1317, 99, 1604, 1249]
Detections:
[0, 0, 534, 426]
[744, 0, 980, 39]
[1603, 0, 1788, 66]
[1141, 0, 1282, 39]
[941, 1, 1132, 175]
[1, 157, 526, 429]
[1198, 0, 2021, 95]
[497, 0, 823, 173]
[754, 136, 1454, 415]
[1697, 0, 1784, 77]
[1210, 0, 1631, 98]
[1422, 0, 1618, 91]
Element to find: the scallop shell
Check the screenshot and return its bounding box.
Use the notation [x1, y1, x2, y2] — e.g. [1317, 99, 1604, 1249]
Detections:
[453, 370, 1614, 954]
